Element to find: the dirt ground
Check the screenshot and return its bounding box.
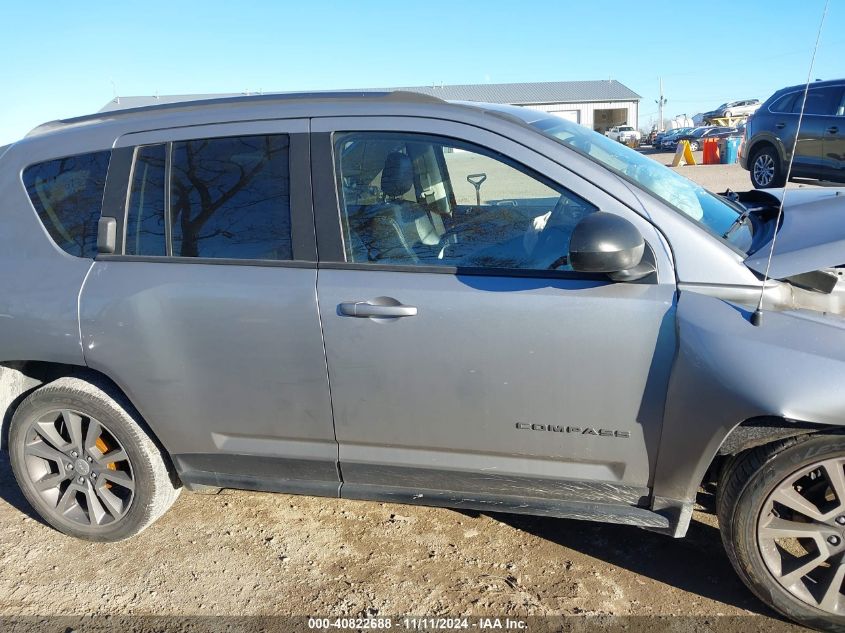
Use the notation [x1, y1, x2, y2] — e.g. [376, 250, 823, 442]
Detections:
[0, 453, 804, 631]
[643, 146, 833, 192]
[0, 149, 824, 632]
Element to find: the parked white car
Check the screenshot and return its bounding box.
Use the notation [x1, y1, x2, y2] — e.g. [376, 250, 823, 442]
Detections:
[605, 125, 641, 144]
[702, 99, 760, 120]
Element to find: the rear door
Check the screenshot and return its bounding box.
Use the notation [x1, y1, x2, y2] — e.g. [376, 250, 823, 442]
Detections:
[80, 119, 339, 495]
[311, 116, 677, 509]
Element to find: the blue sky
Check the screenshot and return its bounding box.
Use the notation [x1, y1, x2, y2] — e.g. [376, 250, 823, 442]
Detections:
[1, 0, 841, 145]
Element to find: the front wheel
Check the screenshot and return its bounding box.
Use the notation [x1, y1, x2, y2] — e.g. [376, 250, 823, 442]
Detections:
[719, 434, 845, 631]
[8, 377, 180, 541]
[750, 146, 786, 188]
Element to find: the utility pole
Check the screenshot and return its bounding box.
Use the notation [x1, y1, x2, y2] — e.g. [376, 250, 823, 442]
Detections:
[655, 77, 667, 131]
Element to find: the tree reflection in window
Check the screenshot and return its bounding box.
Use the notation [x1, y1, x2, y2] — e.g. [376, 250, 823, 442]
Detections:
[125, 144, 166, 256]
[170, 135, 292, 260]
[23, 151, 111, 258]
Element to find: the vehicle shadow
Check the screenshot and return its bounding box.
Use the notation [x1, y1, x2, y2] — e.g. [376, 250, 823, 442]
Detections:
[0, 452, 44, 524]
[478, 499, 784, 619]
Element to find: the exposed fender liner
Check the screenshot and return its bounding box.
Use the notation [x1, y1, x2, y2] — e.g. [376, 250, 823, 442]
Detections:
[651, 291, 845, 506]
[716, 417, 824, 456]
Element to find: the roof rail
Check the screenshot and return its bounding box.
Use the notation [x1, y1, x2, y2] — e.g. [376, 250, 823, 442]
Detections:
[25, 90, 447, 138]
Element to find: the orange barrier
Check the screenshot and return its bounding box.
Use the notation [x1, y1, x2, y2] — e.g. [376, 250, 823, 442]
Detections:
[702, 138, 720, 165]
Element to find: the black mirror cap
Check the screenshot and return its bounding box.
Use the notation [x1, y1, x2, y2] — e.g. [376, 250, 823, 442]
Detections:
[568, 212, 645, 273]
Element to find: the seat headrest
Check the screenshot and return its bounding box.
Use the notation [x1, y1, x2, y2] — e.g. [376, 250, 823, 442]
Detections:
[381, 152, 414, 198]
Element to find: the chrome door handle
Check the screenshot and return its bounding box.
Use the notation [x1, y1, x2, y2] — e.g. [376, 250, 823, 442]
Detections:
[775, 122, 786, 129]
[339, 301, 418, 318]
[828, 126, 839, 134]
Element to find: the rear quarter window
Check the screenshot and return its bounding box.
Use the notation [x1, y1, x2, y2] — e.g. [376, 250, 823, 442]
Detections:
[22, 151, 111, 257]
[769, 92, 797, 113]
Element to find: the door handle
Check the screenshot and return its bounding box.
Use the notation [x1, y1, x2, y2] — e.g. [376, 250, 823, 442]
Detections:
[775, 122, 786, 129]
[339, 300, 418, 318]
[828, 126, 839, 134]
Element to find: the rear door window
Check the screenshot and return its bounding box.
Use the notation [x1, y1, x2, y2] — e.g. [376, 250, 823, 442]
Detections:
[122, 134, 293, 261]
[170, 135, 292, 260]
[125, 144, 167, 256]
[23, 151, 111, 258]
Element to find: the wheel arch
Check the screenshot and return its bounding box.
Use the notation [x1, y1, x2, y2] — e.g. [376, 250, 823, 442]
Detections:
[715, 416, 827, 458]
[0, 361, 177, 484]
[702, 416, 832, 486]
[746, 136, 786, 166]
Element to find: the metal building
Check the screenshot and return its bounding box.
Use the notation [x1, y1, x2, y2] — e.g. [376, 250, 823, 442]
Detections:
[99, 80, 641, 133]
[394, 80, 642, 133]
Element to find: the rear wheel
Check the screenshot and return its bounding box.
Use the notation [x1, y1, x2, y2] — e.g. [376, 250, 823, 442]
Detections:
[750, 145, 786, 188]
[9, 377, 180, 541]
[719, 434, 845, 631]
[689, 141, 700, 151]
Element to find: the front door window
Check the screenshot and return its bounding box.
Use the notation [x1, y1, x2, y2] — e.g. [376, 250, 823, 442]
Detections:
[334, 132, 597, 271]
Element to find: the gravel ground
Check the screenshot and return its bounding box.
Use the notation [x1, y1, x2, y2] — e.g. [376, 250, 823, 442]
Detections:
[642, 147, 833, 192]
[0, 148, 825, 632]
[0, 453, 803, 631]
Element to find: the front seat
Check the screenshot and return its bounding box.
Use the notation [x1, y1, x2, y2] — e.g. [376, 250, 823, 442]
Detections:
[351, 152, 440, 264]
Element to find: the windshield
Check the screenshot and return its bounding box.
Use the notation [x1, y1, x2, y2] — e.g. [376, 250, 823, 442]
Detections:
[618, 126, 634, 131]
[529, 117, 752, 252]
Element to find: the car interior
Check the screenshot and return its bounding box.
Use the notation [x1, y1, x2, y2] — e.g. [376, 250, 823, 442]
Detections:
[335, 135, 596, 271]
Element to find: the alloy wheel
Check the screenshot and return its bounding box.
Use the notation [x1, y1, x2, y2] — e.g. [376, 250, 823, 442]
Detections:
[753, 154, 775, 186]
[758, 457, 845, 615]
[21, 409, 135, 527]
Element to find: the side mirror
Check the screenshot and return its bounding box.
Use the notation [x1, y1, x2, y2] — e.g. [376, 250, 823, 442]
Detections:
[568, 212, 655, 282]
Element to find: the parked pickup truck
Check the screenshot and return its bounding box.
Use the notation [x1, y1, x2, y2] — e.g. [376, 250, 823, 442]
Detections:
[605, 125, 641, 144]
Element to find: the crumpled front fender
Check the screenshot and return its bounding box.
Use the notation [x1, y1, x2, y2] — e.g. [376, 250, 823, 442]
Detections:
[653, 291, 845, 505]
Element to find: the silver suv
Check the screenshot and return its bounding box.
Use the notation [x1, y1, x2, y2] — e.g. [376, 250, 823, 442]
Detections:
[2, 92, 845, 631]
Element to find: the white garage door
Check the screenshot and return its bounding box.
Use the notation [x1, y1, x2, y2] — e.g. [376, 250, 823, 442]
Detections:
[547, 110, 579, 123]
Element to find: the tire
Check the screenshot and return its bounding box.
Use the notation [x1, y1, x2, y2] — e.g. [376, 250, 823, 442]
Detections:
[689, 141, 700, 151]
[8, 377, 180, 542]
[718, 433, 845, 632]
[725, 110, 733, 117]
[750, 145, 786, 189]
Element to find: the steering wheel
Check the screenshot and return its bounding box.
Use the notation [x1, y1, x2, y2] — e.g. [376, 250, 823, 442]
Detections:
[525, 194, 589, 269]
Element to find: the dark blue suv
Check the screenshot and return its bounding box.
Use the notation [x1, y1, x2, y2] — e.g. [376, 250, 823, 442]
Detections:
[741, 79, 845, 188]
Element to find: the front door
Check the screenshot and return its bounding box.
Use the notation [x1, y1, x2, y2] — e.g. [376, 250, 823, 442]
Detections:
[312, 117, 677, 508]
